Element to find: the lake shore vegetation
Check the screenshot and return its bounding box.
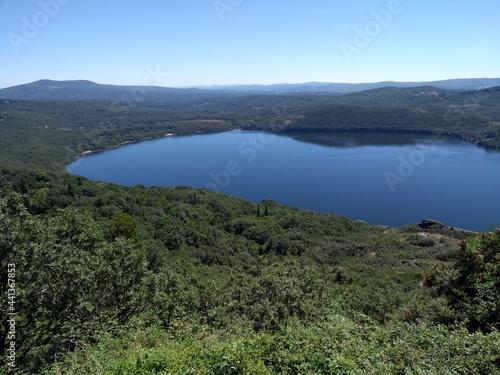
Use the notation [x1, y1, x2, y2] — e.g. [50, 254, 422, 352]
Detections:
[1, 84, 499, 373]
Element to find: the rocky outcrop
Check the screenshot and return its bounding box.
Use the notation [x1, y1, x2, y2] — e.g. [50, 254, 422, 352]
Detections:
[418, 219, 453, 230]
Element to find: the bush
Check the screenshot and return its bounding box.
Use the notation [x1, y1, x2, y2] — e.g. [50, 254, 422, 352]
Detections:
[407, 233, 436, 247]
[425, 229, 500, 332]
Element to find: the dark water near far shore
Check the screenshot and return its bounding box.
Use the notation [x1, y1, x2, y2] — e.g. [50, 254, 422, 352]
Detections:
[67, 130, 500, 231]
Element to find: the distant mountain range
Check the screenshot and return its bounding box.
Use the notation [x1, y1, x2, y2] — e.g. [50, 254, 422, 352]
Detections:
[1, 78, 499, 102]
[0, 80, 217, 104]
[191, 78, 500, 93]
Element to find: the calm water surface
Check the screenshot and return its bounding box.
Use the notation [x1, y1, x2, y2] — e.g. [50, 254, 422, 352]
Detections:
[67, 130, 500, 231]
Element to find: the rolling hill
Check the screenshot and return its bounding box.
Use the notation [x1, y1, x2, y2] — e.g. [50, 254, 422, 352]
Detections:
[1, 78, 499, 373]
[1, 78, 500, 102]
[0, 79, 233, 105]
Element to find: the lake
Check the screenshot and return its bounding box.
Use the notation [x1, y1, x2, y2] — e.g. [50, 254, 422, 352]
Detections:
[67, 130, 500, 231]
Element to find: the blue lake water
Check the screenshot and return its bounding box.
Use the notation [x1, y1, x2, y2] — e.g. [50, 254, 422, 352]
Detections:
[67, 130, 500, 231]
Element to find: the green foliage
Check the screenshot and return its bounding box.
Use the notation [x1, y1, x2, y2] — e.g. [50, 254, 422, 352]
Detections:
[426, 229, 500, 332]
[407, 233, 436, 247]
[110, 213, 138, 239]
[0, 85, 499, 373]
[0, 194, 153, 373]
[45, 318, 500, 375]
[0, 169, 496, 373]
[2, 86, 500, 172]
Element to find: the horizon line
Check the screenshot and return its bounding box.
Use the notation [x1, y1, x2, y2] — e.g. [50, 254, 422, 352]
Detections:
[1, 77, 500, 90]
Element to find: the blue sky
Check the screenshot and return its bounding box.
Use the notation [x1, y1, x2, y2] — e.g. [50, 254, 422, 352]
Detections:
[1, 0, 499, 88]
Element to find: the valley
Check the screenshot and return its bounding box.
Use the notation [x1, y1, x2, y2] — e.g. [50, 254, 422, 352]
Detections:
[0, 80, 499, 374]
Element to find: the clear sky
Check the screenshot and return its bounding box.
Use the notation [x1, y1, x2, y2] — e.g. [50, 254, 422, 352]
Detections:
[1, 0, 499, 88]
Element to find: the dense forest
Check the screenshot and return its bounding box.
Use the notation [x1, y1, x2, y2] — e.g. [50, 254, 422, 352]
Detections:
[1, 84, 500, 171]
[0, 84, 499, 373]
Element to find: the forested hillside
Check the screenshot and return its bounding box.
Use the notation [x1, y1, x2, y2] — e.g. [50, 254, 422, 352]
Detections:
[1, 169, 499, 374]
[0, 85, 499, 373]
[2, 78, 500, 99]
[1, 85, 500, 173]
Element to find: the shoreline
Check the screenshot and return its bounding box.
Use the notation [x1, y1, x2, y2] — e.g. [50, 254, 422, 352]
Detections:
[75, 127, 499, 162]
[75, 132, 179, 159]
[65, 128, 495, 233]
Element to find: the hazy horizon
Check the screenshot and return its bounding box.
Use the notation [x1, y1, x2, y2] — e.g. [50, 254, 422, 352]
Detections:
[1, 0, 500, 89]
[2, 76, 500, 91]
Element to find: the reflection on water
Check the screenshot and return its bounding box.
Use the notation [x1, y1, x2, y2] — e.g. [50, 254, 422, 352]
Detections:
[67, 130, 500, 231]
[286, 130, 456, 148]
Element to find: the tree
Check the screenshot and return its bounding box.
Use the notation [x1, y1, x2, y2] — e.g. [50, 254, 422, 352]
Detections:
[0, 197, 108, 372]
[110, 213, 137, 239]
[0, 194, 154, 373]
[0, 195, 29, 372]
[30, 187, 50, 213]
[97, 237, 150, 325]
[191, 192, 198, 205]
[67, 182, 75, 197]
[425, 229, 500, 332]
